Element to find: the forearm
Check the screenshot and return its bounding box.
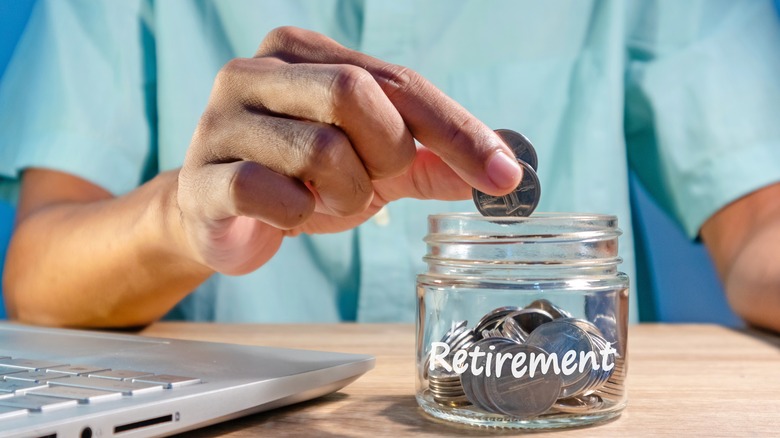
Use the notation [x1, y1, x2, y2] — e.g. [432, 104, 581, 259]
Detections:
[720, 217, 780, 333]
[2, 170, 213, 328]
[701, 182, 780, 333]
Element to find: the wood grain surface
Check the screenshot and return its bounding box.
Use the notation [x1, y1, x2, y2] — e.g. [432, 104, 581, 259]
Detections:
[139, 323, 780, 437]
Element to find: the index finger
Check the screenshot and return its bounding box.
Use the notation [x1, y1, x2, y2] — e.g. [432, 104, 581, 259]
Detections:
[256, 27, 522, 196]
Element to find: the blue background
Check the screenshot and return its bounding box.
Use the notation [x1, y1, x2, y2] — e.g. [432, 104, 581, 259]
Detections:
[0, 0, 37, 319]
[0, 0, 765, 325]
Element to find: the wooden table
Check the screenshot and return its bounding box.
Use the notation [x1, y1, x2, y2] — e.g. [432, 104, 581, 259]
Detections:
[140, 323, 780, 437]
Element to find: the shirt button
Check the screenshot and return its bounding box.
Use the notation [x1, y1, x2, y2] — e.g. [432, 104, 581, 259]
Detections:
[374, 206, 391, 226]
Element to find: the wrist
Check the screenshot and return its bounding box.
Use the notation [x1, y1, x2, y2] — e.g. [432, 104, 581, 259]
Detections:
[147, 169, 215, 278]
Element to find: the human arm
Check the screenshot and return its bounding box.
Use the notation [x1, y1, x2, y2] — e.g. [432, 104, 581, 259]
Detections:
[623, 1, 780, 331]
[4, 169, 212, 327]
[2, 27, 523, 327]
[700, 182, 780, 333]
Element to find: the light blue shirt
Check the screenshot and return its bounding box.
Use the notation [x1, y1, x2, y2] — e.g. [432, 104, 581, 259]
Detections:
[1, 0, 779, 323]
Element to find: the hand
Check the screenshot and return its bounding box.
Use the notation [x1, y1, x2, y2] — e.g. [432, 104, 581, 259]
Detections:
[177, 27, 523, 275]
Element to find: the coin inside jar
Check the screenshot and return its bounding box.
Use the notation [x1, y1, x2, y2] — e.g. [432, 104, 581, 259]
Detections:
[504, 308, 554, 334]
[484, 343, 563, 418]
[422, 301, 625, 423]
[525, 320, 595, 396]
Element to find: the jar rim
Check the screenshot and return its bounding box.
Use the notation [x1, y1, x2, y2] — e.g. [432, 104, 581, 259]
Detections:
[428, 212, 618, 223]
[426, 212, 621, 241]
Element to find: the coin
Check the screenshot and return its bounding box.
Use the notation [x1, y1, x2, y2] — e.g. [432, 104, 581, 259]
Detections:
[474, 306, 520, 335]
[526, 299, 572, 320]
[423, 320, 475, 380]
[472, 160, 541, 217]
[495, 129, 538, 171]
[552, 394, 603, 414]
[504, 308, 554, 334]
[484, 343, 562, 418]
[500, 316, 529, 343]
[525, 320, 594, 395]
[461, 338, 516, 413]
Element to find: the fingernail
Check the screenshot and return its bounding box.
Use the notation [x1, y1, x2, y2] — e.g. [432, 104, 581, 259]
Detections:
[486, 151, 522, 191]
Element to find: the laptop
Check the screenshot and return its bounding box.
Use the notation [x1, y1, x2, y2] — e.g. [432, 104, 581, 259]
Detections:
[0, 323, 375, 437]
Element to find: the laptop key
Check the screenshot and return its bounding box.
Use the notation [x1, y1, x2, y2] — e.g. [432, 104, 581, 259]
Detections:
[50, 376, 163, 396]
[28, 385, 122, 403]
[0, 380, 48, 394]
[133, 375, 201, 389]
[5, 371, 71, 383]
[0, 405, 28, 420]
[0, 394, 78, 412]
[0, 358, 68, 371]
[0, 366, 27, 376]
[89, 370, 153, 381]
[47, 365, 110, 375]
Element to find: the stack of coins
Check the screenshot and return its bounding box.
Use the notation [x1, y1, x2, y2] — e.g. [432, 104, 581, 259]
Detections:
[593, 355, 627, 401]
[424, 299, 622, 419]
[425, 321, 476, 406]
[472, 129, 541, 217]
[428, 370, 469, 407]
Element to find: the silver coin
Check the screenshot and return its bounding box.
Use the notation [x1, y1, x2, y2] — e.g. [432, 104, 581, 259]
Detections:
[500, 316, 529, 343]
[474, 306, 521, 335]
[526, 299, 572, 320]
[423, 321, 474, 380]
[559, 317, 602, 337]
[460, 338, 515, 413]
[472, 160, 541, 217]
[558, 318, 616, 392]
[552, 394, 603, 414]
[449, 328, 477, 351]
[484, 343, 562, 418]
[480, 328, 507, 339]
[442, 320, 469, 341]
[430, 389, 466, 398]
[581, 334, 611, 394]
[592, 312, 619, 350]
[525, 320, 594, 393]
[495, 129, 538, 171]
[505, 308, 554, 334]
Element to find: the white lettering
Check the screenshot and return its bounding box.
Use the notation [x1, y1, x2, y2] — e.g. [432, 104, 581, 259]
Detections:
[529, 352, 560, 378]
[511, 352, 527, 378]
[429, 341, 618, 380]
[600, 342, 617, 372]
[429, 342, 452, 372]
[578, 350, 600, 373]
[469, 346, 486, 376]
[561, 350, 577, 375]
[495, 352, 513, 378]
[452, 349, 468, 374]
[485, 345, 496, 377]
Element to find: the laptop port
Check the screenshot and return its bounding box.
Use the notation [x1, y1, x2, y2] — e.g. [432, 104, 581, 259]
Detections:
[114, 414, 173, 434]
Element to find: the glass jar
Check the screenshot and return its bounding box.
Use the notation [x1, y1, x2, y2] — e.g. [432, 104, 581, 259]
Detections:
[416, 213, 628, 429]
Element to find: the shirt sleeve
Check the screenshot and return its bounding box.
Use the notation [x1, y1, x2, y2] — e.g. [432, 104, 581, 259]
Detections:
[0, 0, 154, 196]
[625, 0, 780, 238]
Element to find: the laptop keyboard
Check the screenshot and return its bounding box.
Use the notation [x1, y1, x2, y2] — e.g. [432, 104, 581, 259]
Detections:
[0, 356, 201, 420]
